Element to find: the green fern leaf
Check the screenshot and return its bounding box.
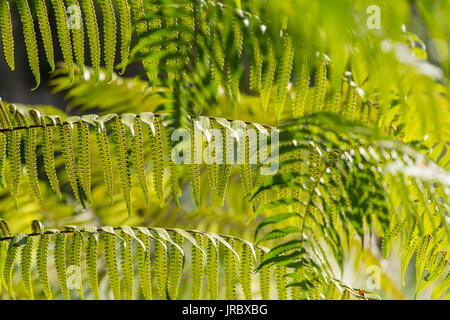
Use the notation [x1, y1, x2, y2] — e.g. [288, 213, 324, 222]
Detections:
[7, 107, 22, 205]
[15, 0, 40, 88]
[81, 0, 100, 80]
[55, 233, 70, 300]
[120, 229, 134, 300]
[117, 0, 131, 74]
[34, 0, 55, 71]
[0, 219, 11, 291]
[49, 0, 74, 82]
[168, 231, 184, 300]
[260, 40, 276, 115]
[293, 56, 309, 117]
[224, 238, 236, 300]
[401, 226, 418, 285]
[249, 34, 262, 92]
[67, 0, 85, 75]
[216, 121, 232, 206]
[430, 271, 450, 300]
[112, 115, 132, 215]
[415, 234, 432, 287]
[148, 116, 165, 207]
[191, 232, 204, 300]
[99, 0, 117, 80]
[101, 227, 121, 300]
[56, 117, 85, 207]
[154, 236, 168, 299]
[206, 236, 219, 299]
[20, 235, 34, 299]
[2, 236, 19, 299]
[136, 229, 152, 300]
[416, 254, 447, 296]
[258, 250, 271, 300]
[96, 121, 114, 201]
[86, 231, 99, 300]
[132, 117, 150, 206]
[275, 265, 287, 300]
[37, 233, 52, 300]
[274, 32, 293, 122]
[76, 121, 92, 204]
[41, 116, 62, 198]
[68, 227, 84, 299]
[25, 111, 42, 201]
[240, 242, 254, 299]
[311, 59, 327, 113]
[239, 130, 253, 202]
[382, 220, 402, 258]
[0, 0, 14, 71]
[189, 118, 201, 207]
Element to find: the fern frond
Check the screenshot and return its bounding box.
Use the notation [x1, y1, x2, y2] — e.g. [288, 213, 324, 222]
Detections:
[132, 117, 150, 206]
[275, 265, 287, 300]
[49, 0, 74, 82]
[55, 233, 70, 300]
[417, 254, 448, 296]
[69, 227, 84, 299]
[96, 121, 114, 201]
[67, 0, 85, 75]
[258, 249, 270, 300]
[81, 0, 100, 80]
[274, 32, 293, 122]
[0, 0, 14, 70]
[415, 234, 432, 287]
[311, 59, 327, 113]
[401, 225, 418, 285]
[7, 106, 23, 205]
[168, 231, 184, 300]
[41, 116, 62, 198]
[86, 231, 99, 300]
[2, 236, 19, 299]
[136, 229, 152, 300]
[16, 0, 40, 88]
[56, 117, 85, 207]
[120, 229, 134, 300]
[249, 33, 262, 92]
[260, 40, 276, 115]
[224, 238, 236, 300]
[293, 57, 310, 117]
[191, 232, 204, 300]
[148, 116, 165, 207]
[117, 0, 131, 74]
[76, 121, 92, 204]
[206, 236, 219, 299]
[37, 233, 52, 300]
[25, 110, 42, 201]
[216, 121, 232, 206]
[20, 235, 34, 299]
[34, 0, 54, 70]
[112, 115, 132, 215]
[240, 241, 254, 299]
[189, 118, 201, 207]
[102, 228, 121, 300]
[99, 0, 117, 80]
[154, 236, 168, 299]
[431, 271, 450, 300]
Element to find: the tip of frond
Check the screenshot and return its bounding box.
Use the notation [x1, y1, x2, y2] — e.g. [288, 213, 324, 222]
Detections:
[30, 81, 41, 91]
